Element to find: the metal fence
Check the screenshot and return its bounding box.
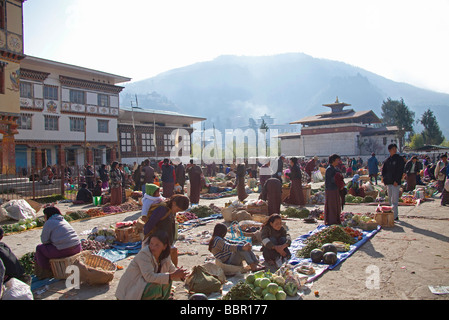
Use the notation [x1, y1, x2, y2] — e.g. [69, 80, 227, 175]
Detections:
[0, 165, 132, 202]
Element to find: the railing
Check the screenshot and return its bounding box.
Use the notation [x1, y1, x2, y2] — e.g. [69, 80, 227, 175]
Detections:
[0, 165, 131, 202]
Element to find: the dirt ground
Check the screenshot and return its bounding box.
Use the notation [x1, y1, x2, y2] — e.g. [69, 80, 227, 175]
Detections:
[2, 182, 449, 301]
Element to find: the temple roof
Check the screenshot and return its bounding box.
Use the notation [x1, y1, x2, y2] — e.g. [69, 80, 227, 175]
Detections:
[290, 98, 381, 126]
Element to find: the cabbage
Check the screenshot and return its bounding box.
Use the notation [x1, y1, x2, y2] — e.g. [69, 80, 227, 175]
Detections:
[264, 293, 276, 300]
[267, 283, 279, 295]
[245, 274, 256, 284]
[259, 278, 271, 289]
[276, 290, 287, 300]
[273, 275, 285, 287]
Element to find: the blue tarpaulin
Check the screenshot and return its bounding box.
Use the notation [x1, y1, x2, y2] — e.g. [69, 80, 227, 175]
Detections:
[96, 241, 142, 263]
[287, 224, 381, 282]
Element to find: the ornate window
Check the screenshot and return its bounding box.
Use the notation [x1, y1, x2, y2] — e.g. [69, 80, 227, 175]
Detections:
[44, 115, 59, 131]
[121, 132, 132, 153]
[69, 117, 85, 132]
[17, 113, 32, 130]
[141, 133, 155, 152]
[98, 94, 109, 107]
[98, 119, 109, 133]
[70, 89, 85, 104]
[20, 81, 33, 98]
[44, 85, 58, 100]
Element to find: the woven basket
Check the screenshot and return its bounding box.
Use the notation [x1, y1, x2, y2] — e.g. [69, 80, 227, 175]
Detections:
[50, 252, 84, 279]
[245, 204, 268, 215]
[73, 251, 116, 285]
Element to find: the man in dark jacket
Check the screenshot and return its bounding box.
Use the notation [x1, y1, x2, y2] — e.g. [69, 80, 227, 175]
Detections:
[381, 144, 405, 221]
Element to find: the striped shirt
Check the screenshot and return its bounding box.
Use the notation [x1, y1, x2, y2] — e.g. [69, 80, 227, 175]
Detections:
[209, 236, 244, 263]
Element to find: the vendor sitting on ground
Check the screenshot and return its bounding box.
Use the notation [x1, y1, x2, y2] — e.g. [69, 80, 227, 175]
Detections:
[115, 230, 188, 300]
[208, 223, 265, 272]
[92, 180, 103, 197]
[75, 183, 93, 204]
[346, 174, 365, 198]
[34, 207, 82, 279]
[141, 183, 166, 223]
[261, 214, 291, 267]
[0, 227, 31, 285]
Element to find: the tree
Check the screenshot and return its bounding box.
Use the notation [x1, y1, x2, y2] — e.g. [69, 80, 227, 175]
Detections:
[420, 109, 444, 145]
[408, 133, 425, 150]
[381, 98, 415, 151]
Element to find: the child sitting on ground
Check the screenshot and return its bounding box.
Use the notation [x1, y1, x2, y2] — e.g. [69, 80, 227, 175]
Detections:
[208, 223, 265, 272]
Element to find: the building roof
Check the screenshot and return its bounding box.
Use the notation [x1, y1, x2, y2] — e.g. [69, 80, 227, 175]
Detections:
[119, 107, 206, 126]
[290, 98, 381, 126]
[360, 126, 399, 136]
[21, 55, 132, 84]
[291, 109, 381, 126]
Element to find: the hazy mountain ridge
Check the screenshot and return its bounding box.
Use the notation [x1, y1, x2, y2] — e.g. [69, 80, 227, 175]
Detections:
[120, 52, 449, 137]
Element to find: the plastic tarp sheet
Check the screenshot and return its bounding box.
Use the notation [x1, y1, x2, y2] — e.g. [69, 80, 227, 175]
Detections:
[96, 241, 142, 263]
[287, 224, 381, 282]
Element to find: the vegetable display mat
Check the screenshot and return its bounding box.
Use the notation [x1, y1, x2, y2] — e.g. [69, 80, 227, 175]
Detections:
[287, 224, 381, 283]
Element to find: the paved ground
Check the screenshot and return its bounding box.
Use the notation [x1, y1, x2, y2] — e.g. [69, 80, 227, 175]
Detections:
[1, 181, 449, 301]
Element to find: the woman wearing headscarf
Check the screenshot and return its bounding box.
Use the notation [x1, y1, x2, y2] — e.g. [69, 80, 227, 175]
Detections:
[284, 157, 305, 206]
[346, 174, 365, 198]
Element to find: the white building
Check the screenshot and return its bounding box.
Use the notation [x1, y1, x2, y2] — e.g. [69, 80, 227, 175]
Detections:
[15, 55, 131, 169]
[278, 98, 399, 161]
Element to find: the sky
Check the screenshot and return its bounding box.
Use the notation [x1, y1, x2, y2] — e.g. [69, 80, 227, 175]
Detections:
[23, 0, 449, 94]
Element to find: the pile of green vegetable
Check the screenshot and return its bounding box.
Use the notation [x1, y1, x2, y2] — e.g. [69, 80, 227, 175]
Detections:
[296, 225, 357, 258]
[1, 217, 45, 234]
[19, 252, 35, 275]
[281, 207, 310, 219]
[188, 205, 216, 218]
[64, 210, 90, 221]
[224, 270, 294, 300]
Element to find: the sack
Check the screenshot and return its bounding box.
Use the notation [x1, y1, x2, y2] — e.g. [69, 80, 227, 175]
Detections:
[185, 265, 222, 294]
[1, 278, 34, 300]
[1, 199, 37, 221]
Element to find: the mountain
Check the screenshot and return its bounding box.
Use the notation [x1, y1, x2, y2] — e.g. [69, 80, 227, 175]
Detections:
[120, 52, 449, 137]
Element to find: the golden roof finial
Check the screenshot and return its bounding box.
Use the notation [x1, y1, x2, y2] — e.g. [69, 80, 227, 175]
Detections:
[335, 96, 339, 103]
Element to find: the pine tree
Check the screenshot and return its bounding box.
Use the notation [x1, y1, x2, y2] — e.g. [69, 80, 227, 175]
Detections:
[420, 109, 445, 145]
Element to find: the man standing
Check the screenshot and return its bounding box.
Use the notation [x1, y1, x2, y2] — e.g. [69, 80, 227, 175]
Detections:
[141, 159, 155, 194]
[186, 160, 203, 205]
[273, 154, 286, 182]
[404, 156, 419, 191]
[259, 177, 282, 215]
[367, 153, 379, 185]
[381, 144, 405, 221]
[175, 161, 186, 194]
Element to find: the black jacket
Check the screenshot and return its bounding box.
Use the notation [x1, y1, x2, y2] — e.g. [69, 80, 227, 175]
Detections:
[381, 154, 405, 185]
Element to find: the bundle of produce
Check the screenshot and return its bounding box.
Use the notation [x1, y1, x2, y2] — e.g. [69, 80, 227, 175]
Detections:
[400, 195, 417, 205]
[281, 207, 310, 219]
[341, 212, 376, 228]
[66, 210, 90, 221]
[222, 281, 261, 300]
[296, 225, 357, 258]
[87, 226, 116, 244]
[242, 270, 288, 300]
[176, 211, 198, 223]
[102, 206, 123, 214]
[345, 194, 364, 203]
[309, 208, 324, 219]
[1, 217, 43, 234]
[343, 227, 363, 240]
[19, 252, 35, 275]
[81, 239, 112, 252]
[86, 208, 105, 217]
[115, 221, 136, 228]
[189, 205, 216, 218]
[310, 191, 325, 204]
[119, 201, 141, 212]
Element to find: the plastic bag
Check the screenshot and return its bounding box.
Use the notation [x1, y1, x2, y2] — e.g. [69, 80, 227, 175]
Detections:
[1, 199, 37, 221]
[1, 278, 34, 300]
[311, 170, 323, 183]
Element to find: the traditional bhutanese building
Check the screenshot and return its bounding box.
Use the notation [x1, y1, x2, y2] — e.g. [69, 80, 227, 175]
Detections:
[14, 55, 131, 169]
[118, 107, 205, 165]
[278, 97, 399, 160]
[0, 0, 25, 174]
